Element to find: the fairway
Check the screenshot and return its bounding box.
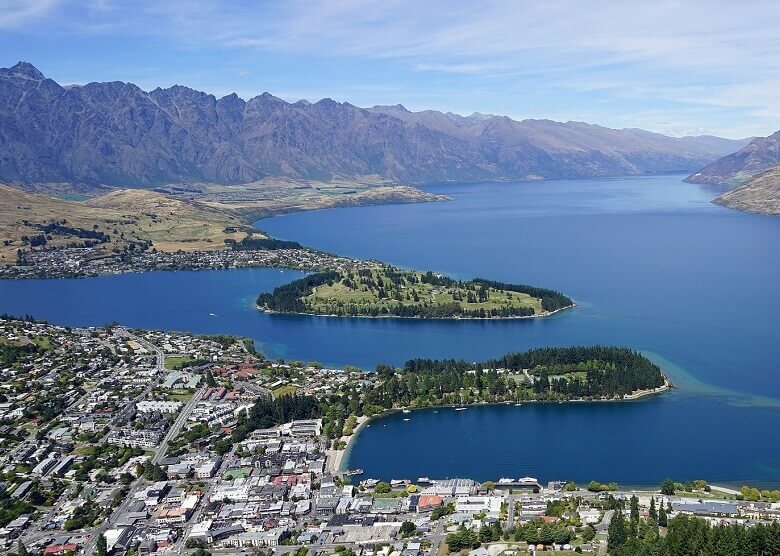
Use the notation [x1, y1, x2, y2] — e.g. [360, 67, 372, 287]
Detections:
[303, 267, 544, 317]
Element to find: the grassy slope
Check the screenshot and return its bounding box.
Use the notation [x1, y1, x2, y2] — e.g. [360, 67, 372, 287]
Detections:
[304, 268, 543, 315]
[158, 178, 450, 221]
[0, 184, 257, 265]
[714, 164, 780, 215]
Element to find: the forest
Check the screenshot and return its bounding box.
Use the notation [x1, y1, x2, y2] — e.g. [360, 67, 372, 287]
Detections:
[230, 236, 303, 251]
[608, 498, 780, 556]
[228, 393, 322, 445]
[392, 346, 667, 404]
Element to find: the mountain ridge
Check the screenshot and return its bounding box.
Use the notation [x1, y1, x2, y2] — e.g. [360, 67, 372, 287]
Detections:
[685, 130, 780, 186]
[0, 62, 749, 189]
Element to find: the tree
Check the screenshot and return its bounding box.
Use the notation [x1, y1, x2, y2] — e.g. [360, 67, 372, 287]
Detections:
[658, 505, 668, 527]
[649, 496, 657, 523]
[16, 541, 28, 556]
[660, 478, 675, 496]
[446, 526, 480, 552]
[400, 521, 416, 538]
[205, 369, 216, 387]
[374, 481, 391, 494]
[97, 534, 107, 556]
[629, 495, 639, 537]
[582, 525, 596, 541]
[483, 481, 495, 491]
[608, 504, 628, 551]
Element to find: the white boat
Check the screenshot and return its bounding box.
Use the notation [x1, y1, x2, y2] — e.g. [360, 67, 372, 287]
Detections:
[515, 403, 523, 407]
[454, 407, 467, 411]
[209, 312, 217, 316]
[402, 409, 411, 414]
[403, 418, 410, 422]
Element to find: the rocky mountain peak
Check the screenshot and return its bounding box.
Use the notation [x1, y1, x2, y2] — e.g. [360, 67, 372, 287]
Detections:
[7, 61, 45, 80]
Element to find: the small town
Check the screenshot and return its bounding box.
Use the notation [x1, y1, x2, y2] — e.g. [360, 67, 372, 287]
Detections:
[1, 316, 778, 556]
[0, 247, 369, 280]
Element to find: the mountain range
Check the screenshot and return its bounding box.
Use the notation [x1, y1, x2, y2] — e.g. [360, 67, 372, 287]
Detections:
[0, 62, 749, 189]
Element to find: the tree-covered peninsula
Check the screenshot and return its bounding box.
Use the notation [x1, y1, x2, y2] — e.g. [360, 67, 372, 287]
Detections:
[256, 266, 573, 318]
[369, 346, 669, 406]
[226, 346, 669, 449]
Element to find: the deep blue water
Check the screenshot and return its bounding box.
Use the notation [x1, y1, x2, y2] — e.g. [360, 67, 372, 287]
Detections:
[1, 175, 778, 485]
[343, 398, 780, 487]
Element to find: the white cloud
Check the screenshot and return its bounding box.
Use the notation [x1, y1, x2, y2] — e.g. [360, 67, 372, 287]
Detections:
[0, 0, 59, 28]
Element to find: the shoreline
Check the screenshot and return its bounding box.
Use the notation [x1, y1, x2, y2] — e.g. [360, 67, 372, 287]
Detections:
[327, 415, 371, 477]
[258, 302, 576, 321]
[335, 374, 672, 476]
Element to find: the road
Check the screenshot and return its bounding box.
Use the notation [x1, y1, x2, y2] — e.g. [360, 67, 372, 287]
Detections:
[152, 384, 206, 465]
[81, 477, 151, 555]
[172, 438, 242, 552]
[505, 493, 518, 532]
[426, 517, 447, 556]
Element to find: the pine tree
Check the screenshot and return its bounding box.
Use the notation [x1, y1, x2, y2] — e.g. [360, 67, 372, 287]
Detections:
[649, 496, 657, 522]
[658, 505, 668, 527]
[608, 503, 628, 551]
[97, 534, 108, 556]
[630, 495, 640, 537]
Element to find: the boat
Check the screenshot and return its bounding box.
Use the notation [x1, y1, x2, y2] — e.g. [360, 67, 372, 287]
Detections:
[454, 407, 467, 411]
[515, 403, 523, 407]
[344, 468, 364, 476]
[403, 418, 410, 422]
[209, 312, 217, 316]
[402, 409, 411, 414]
[417, 477, 433, 484]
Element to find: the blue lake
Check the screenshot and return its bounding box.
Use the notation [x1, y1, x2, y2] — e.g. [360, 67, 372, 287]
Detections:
[1, 175, 778, 486]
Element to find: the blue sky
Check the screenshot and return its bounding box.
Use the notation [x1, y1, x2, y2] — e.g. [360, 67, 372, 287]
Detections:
[1, 0, 779, 139]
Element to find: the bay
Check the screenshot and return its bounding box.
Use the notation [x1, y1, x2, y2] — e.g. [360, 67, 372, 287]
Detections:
[1, 175, 778, 485]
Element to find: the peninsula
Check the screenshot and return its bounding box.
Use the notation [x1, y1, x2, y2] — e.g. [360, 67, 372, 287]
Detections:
[256, 266, 574, 319]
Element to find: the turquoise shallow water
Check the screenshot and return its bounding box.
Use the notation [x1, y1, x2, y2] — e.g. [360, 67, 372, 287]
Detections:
[1, 175, 778, 485]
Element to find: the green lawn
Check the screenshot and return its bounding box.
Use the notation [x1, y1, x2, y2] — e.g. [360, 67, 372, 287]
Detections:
[157, 387, 195, 401]
[305, 268, 542, 316]
[272, 385, 299, 398]
[164, 355, 193, 370]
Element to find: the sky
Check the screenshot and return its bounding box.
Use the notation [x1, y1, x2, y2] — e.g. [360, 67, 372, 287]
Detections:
[1, 0, 779, 139]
